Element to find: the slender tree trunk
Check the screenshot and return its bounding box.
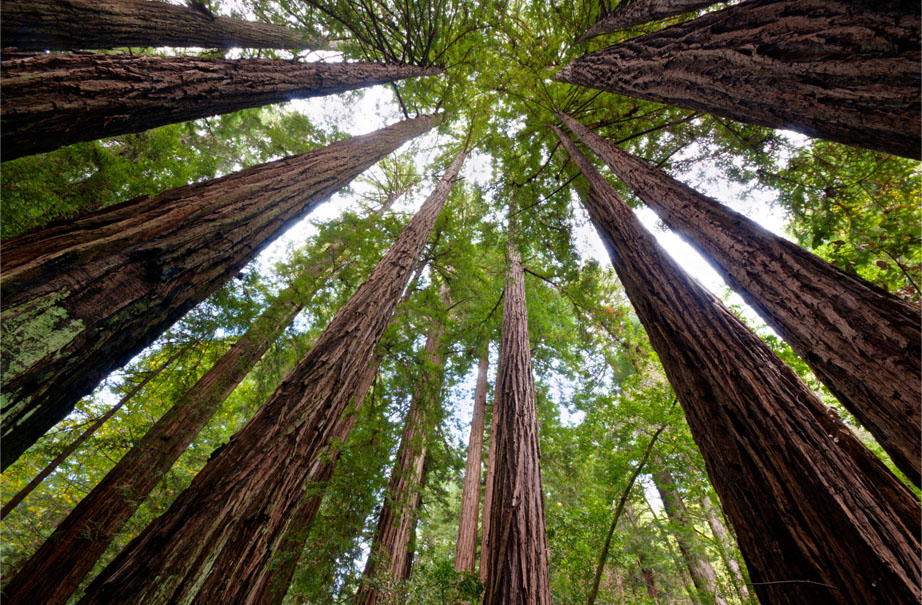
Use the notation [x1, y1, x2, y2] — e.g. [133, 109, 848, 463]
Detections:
[557, 111, 922, 485]
[650, 457, 726, 604]
[77, 150, 466, 605]
[356, 283, 451, 604]
[577, 0, 721, 42]
[1, 0, 335, 52]
[624, 503, 662, 605]
[700, 495, 752, 603]
[454, 353, 489, 573]
[478, 379, 499, 583]
[553, 126, 921, 604]
[1, 53, 441, 161]
[0, 114, 438, 472]
[482, 241, 551, 605]
[557, 0, 921, 159]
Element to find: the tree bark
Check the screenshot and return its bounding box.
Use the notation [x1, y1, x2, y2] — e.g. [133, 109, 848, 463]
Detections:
[1, 0, 333, 52]
[453, 353, 488, 573]
[557, 111, 922, 486]
[700, 495, 752, 603]
[356, 283, 450, 604]
[77, 150, 466, 605]
[481, 242, 551, 605]
[1, 53, 441, 161]
[553, 125, 921, 604]
[650, 457, 726, 605]
[478, 376, 499, 583]
[577, 0, 721, 43]
[557, 0, 921, 159]
[0, 114, 437, 472]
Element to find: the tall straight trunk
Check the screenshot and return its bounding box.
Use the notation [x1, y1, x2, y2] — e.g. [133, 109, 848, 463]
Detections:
[1, 53, 441, 161]
[3, 254, 341, 605]
[557, 111, 922, 485]
[454, 353, 489, 573]
[356, 283, 451, 604]
[650, 458, 725, 605]
[557, 0, 921, 159]
[553, 126, 921, 604]
[624, 502, 662, 605]
[577, 0, 721, 42]
[700, 495, 752, 603]
[1, 0, 333, 51]
[482, 241, 551, 605]
[0, 114, 437, 472]
[77, 150, 466, 605]
[478, 381, 499, 583]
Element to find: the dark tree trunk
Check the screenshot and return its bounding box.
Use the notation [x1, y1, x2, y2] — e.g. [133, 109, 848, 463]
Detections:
[700, 495, 752, 603]
[478, 378, 499, 583]
[482, 242, 551, 605]
[0, 114, 437, 472]
[2, 0, 333, 51]
[553, 125, 921, 604]
[577, 0, 721, 42]
[557, 111, 922, 485]
[1, 53, 441, 161]
[77, 151, 466, 605]
[356, 284, 451, 604]
[557, 0, 921, 159]
[454, 353, 488, 573]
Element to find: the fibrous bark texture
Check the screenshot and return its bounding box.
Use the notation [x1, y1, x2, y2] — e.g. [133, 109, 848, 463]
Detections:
[0, 114, 436, 472]
[1, 53, 441, 161]
[557, 111, 922, 485]
[478, 378, 499, 583]
[454, 354, 488, 573]
[2, 0, 331, 51]
[558, 0, 922, 159]
[356, 287, 450, 604]
[482, 243, 551, 605]
[553, 125, 921, 604]
[577, 0, 721, 42]
[77, 150, 466, 605]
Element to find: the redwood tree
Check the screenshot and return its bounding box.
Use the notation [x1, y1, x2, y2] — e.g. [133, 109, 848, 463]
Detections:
[454, 353, 488, 573]
[577, 0, 721, 43]
[0, 114, 437, 471]
[77, 150, 467, 605]
[1, 53, 440, 161]
[2, 0, 331, 51]
[553, 125, 921, 604]
[557, 110, 922, 485]
[481, 240, 551, 605]
[557, 0, 921, 159]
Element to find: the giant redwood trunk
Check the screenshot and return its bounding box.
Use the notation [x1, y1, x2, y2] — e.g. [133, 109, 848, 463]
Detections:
[0, 114, 437, 472]
[77, 150, 466, 605]
[552, 125, 921, 604]
[557, 111, 922, 485]
[1, 53, 440, 161]
[481, 242, 551, 605]
[356, 284, 451, 604]
[478, 380, 499, 583]
[2, 0, 331, 51]
[577, 0, 721, 42]
[557, 0, 921, 159]
[454, 353, 489, 573]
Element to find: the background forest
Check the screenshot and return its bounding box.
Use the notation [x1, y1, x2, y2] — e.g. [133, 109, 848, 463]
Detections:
[1, 0, 919, 603]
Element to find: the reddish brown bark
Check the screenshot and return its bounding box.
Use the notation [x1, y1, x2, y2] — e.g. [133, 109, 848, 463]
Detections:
[482, 242, 551, 605]
[577, 0, 721, 42]
[557, 111, 922, 486]
[1, 53, 441, 161]
[0, 114, 437, 472]
[77, 150, 466, 605]
[557, 0, 921, 159]
[454, 353, 488, 573]
[478, 378, 499, 583]
[553, 125, 921, 604]
[2, 0, 333, 51]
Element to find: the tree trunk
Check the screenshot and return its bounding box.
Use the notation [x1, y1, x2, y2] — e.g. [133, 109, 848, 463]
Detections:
[553, 125, 921, 604]
[1, 53, 441, 161]
[577, 0, 721, 42]
[481, 242, 551, 605]
[77, 150, 466, 605]
[557, 0, 921, 159]
[556, 111, 922, 485]
[624, 502, 662, 605]
[1, 0, 333, 51]
[478, 378, 499, 583]
[700, 495, 752, 603]
[0, 114, 437, 472]
[650, 457, 726, 604]
[453, 353, 488, 573]
[356, 283, 451, 604]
